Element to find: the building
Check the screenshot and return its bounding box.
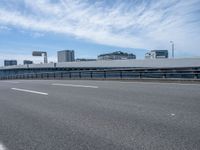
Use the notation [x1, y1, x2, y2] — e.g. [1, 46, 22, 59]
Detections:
[98, 51, 136, 60]
[76, 58, 96, 62]
[23, 60, 33, 65]
[4, 60, 17, 66]
[145, 50, 168, 59]
[57, 50, 75, 62]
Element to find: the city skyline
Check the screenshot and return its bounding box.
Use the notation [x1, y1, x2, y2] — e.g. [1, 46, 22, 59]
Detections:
[0, 0, 200, 65]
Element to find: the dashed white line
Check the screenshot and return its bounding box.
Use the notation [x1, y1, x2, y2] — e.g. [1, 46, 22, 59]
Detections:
[11, 88, 48, 95]
[52, 83, 99, 89]
[0, 142, 7, 150]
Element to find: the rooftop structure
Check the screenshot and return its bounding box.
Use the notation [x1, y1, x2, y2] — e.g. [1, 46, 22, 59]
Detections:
[76, 58, 97, 62]
[145, 50, 168, 59]
[32, 51, 48, 64]
[98, 51, 136, 60]
[23, 60, 33, 65]
[4, 60, 17, 67]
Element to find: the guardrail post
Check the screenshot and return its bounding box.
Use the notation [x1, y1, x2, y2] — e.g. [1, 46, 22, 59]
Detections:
[163, 73, 166, 79]
[79, 72, 81, 79]
[69, 72, 71, 79]
[139, 72, 142, 79]
[90, 72, 93, 79]
[120, 71, 122, 79]
[61, 72, 63, 79]
[194, 73, 198, 79]
[104, 71, 106, 79]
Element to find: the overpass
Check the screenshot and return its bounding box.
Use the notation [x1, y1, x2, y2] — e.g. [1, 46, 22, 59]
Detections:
[0, 59, 200, 149]
[0, 58, 200, 80]
[0, 79, 200, 149]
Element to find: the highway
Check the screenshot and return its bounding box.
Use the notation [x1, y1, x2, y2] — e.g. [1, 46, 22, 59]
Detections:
[0, 80, 200, 150]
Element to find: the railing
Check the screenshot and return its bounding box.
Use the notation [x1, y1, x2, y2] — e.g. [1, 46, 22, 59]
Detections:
[1, 69, 200, 80]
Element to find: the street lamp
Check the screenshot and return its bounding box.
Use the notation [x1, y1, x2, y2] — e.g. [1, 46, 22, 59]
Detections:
[170, 41, 174, 58]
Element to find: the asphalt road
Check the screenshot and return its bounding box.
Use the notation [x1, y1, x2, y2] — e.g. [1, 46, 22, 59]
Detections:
[0, 80, 200, 150]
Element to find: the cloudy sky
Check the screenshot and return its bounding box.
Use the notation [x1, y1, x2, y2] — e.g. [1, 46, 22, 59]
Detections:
[0, 0, 200, 65]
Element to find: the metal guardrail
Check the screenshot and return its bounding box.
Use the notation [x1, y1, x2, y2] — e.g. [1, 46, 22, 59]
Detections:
[0, 70, 200, 80]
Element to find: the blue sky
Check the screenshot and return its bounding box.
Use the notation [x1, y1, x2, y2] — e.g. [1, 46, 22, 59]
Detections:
[0, 0, 200, 65]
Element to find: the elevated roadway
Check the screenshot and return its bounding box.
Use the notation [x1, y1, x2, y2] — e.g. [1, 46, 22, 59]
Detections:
[0, 80, 200, 150]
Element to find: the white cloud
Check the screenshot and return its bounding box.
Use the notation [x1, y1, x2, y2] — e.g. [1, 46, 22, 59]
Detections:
[0, 0, 200, 55]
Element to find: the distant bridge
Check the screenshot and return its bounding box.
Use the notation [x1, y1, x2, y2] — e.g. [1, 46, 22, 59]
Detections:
[1, 58, 200, 80]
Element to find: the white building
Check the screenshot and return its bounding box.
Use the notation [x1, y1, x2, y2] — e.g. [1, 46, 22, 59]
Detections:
[145, 50, 168, 59]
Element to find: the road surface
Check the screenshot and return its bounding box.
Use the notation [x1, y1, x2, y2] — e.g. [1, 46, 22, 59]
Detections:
[0, 80, 200, 150]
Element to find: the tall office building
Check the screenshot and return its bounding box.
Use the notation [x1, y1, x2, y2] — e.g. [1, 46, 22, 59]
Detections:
[4, 60, 17, 66]
[57, 50, 75, 62]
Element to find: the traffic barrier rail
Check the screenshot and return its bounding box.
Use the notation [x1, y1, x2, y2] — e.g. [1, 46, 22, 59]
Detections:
[0, 69, 200, 80]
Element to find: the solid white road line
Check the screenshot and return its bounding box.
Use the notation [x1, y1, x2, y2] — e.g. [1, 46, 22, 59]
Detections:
[119, 81, 200, 86]
[0, 142, 7, 150]
[11, 88, 48, 95]
[52, 83, 99, 89]
[2, 81, 20, 84]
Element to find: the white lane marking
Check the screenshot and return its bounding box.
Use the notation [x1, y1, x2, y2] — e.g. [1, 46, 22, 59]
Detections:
[0, 142, 7, 150]
[11, 88, 48, 95]
[119, 81, 200, 86]
[1, 81, 20, 84]
[171, 113, 176, 116]
[52, 83, 99, 89]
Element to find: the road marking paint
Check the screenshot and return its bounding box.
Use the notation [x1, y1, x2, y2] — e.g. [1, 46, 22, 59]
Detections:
[119, 81, 200, 86]
[0, 142, 7, 150]
[11, 88, 48, 95]
[171, 113, 175, 116]
[52, 83, 99, 89]
[2, 81, 20, 84]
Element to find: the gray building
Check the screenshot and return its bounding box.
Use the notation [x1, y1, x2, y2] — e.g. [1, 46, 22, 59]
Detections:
[57, 50, 75, 62]
[76, 58, 96, 62]
[4, 60, 17, 66]
[145, 50, 168, 59]
[98, 51, 136, 60]
[23, 60, 33, 65]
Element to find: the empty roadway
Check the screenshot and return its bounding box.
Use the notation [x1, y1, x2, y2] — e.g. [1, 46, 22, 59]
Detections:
[0, 80, 200, 150]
